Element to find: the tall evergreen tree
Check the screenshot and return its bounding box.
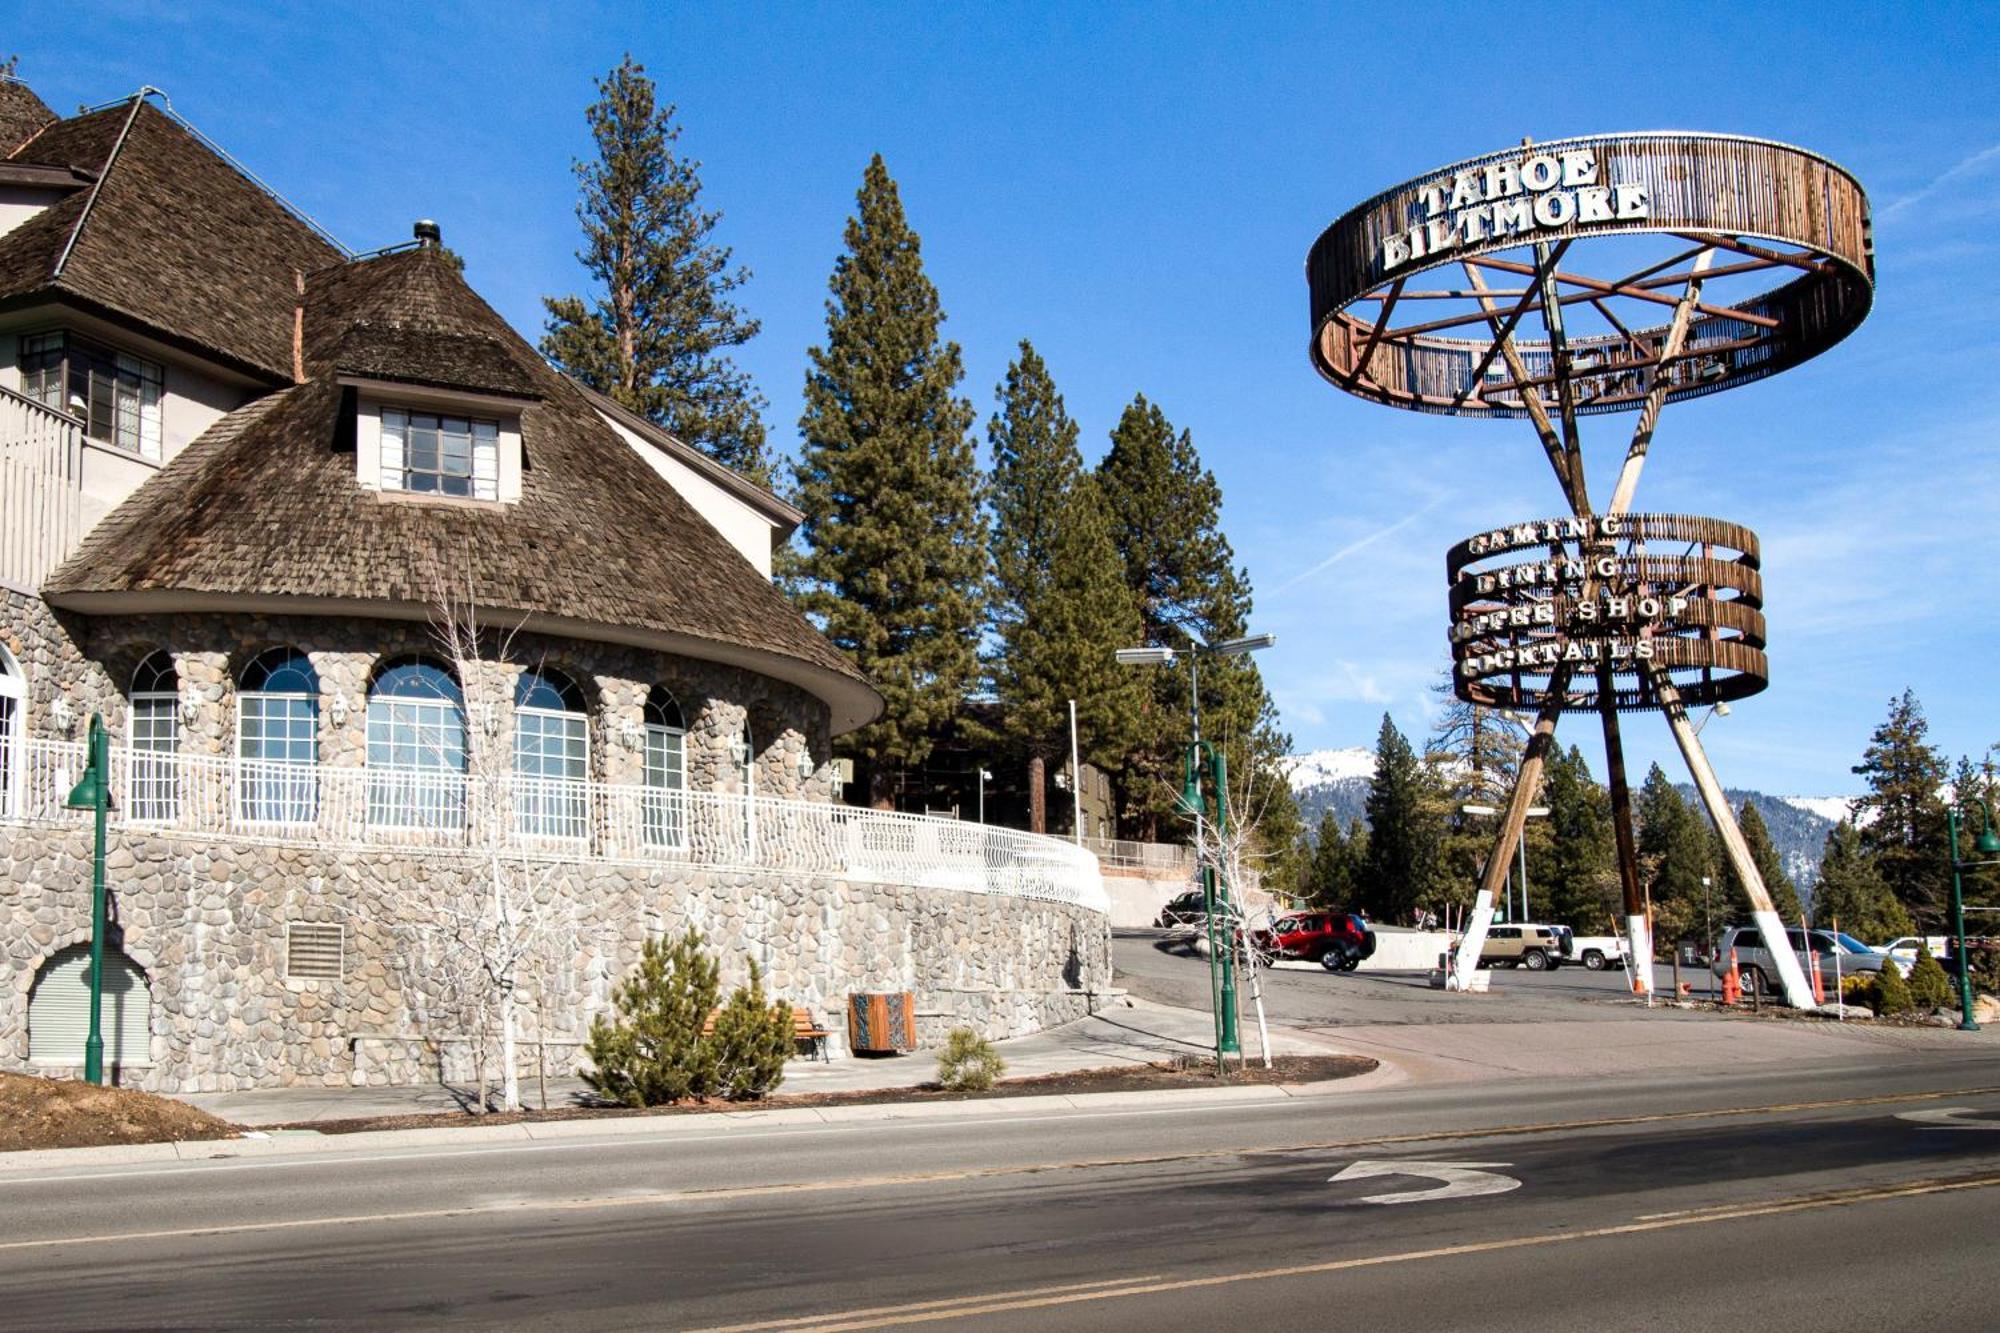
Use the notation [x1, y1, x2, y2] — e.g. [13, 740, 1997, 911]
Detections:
[789, 156, 987, 807]
[1305, 812, 1367, 909]
[541, 55, 770, 481]
[1812, 822, 1913, 944]
[1637, 763, 1713, 942]
[1094, 394, 1292, 853]
[1852, 689, 1950, 927]
[1424, 672, 1537, 917]
[1539, 745, 1617, 930]
[1950, 754, 2000, 908]
[1362, 714, 1443, 921]
[1721, 799, 1805, 924]
[983, 342, 1142, 831]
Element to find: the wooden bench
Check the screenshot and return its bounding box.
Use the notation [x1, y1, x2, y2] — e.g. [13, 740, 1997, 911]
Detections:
[700, 1005, 832, 1062]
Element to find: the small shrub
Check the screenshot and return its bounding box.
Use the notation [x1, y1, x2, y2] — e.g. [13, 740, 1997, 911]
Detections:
[936, 1027, 1005, 1092]
[1908, 948, 1954, 1012]
[1873, 958, 1913, 1017]
[581, 929, 720, 1106]
[708, 961, 794, 1101]
[1979, 948, 2000, 998]
[1839, 973, 1878, 1008]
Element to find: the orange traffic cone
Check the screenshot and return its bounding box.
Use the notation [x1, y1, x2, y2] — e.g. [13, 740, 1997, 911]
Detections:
[1723, 948, 1741, 1005]
[1810, 949, 1826, 1005]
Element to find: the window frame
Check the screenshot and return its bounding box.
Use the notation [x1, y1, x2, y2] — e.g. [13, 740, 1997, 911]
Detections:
[0, 644, 23, 820]
[642, 687, 687, 850]
[19, 329, 164, 461]
[513, 668, 589, 841]
[126, 652, 179, 825]
[365, 658, 468, 833]
[235, 648, 320, 827]
[379, 406, 500, 501]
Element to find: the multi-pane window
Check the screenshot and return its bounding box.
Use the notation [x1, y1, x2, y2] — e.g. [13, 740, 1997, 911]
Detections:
[127, 652, 179, 823]
[20, 331, 164, 460]
[514, 669, 587, 839]
[237, 648, 318, 825]
[642, 687, 686, 849]
[0, 648, 22, 819]
[380, 408, 498, 500]
[367, 659, 466, 831]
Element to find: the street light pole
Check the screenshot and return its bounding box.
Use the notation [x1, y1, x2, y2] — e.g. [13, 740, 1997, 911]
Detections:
[1947, 798, 2000, 1032]
[1117, 630, 1274, 1072]
[62, 714, 112, 1085]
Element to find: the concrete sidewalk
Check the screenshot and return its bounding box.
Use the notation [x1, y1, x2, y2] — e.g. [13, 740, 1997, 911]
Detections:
[179, 995, 1343, 1127]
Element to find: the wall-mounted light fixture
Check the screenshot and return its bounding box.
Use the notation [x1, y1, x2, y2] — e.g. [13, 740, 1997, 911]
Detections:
[179, 689, 201, 726]
[50, 695, 75, 734]
[327, 693, 350, 728]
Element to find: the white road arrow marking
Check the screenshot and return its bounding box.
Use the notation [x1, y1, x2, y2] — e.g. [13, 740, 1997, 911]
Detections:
[1326, 1160, 1521, 1204]
[1897, 1108, 2000, 1130]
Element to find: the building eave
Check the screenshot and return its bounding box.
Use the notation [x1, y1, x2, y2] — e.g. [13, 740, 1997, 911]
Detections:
[579, 383, 803, 535]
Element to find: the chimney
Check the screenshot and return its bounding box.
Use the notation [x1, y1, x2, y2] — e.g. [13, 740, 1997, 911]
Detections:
[413, 219, 442, 249]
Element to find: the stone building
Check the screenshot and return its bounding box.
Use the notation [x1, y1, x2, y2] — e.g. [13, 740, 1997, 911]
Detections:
[0, 78, 1107, 1091]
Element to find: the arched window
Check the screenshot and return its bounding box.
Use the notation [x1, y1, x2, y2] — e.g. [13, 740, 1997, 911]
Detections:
[127, 651, 178, 823]
[0, 645, 22, 819]
[514, 667, 588, 839]
[642, 686, 686, 848]
[29, 943, 152, 1072]
[367, 657, 466, 831]
[237, 648, 319, 824]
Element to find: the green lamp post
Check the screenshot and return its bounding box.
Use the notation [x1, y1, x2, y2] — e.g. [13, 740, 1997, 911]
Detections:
[62, 713, 112, 1084]
[1948, 796, 2000, 1033]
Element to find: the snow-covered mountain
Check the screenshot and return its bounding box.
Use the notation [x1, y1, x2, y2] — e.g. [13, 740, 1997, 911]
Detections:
[1281, 747, 1376, 791]
[1778, 795, 1859, 826]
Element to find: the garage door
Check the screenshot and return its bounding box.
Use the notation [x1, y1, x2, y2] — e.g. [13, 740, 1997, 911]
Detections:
[28, 944, 153, 1070]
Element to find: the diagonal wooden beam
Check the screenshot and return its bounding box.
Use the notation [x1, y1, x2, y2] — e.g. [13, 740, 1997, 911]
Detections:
[1460, 258, 1580, 512]
[1608, 248, 1716, 514]
[1351, 275, 1404, 387]
[1468, 254, 1780, 330]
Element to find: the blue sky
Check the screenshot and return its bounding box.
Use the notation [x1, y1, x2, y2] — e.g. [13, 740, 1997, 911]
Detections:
[19, 2, 1999, 797]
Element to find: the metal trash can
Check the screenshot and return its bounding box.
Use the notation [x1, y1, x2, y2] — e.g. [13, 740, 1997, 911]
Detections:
[847, 991, 917, 1055]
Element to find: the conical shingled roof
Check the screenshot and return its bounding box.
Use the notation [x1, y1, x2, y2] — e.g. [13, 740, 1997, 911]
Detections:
[0, 96, 343, 380]
[46, 246, 881, 732]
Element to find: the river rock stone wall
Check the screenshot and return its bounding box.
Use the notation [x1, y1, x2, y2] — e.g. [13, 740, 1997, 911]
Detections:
[1, 591, 1111, 1092]
[1, 825, 1110, 1091]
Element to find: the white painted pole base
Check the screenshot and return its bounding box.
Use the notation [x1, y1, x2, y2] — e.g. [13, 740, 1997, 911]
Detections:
[1626, 913, 1654, 997]
[1751, 908, 1817, 1009]
[1451, 891, 1496, 991]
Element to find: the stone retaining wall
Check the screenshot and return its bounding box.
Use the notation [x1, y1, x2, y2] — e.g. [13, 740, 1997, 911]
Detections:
[1, 823, 1109, 1092]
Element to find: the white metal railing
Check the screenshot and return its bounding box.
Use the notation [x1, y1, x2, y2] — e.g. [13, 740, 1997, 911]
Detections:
[0, 386, 85, 590]
[3, 739, 1108, 913]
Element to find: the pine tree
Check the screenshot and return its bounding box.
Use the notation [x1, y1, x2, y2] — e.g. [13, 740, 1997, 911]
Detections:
[1095, 394, 1288, 849]
[1950, 754, 2000, 909]
[1873, 957, 1913, 1016]
[541, 56, 770, 481]
[1721, 799, 1805, 924]
[1539, 745, 1618, 929]
[1305, 811, 1366, 908]
[1810, 822, 1913, 945]
[789, 156, 987, 808]
[1637, 763, 1713, 941]
[1852, 689, 1950, 927]
[581, 929, 720, 1107]
[1907, 946, 1953, 1012]
[1362, 714, 1443, 921]
[983, 342, 1142, 832]
[1424, 673, 1537, 919]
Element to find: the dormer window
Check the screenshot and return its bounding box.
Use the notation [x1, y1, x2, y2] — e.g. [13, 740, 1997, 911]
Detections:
[20, 330, 163, 460]
[380, 408, 499, 500]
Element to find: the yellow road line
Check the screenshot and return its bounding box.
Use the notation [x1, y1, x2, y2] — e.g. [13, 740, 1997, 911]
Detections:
[4, 1083, 1996, 1254]
[693, 1276, 1171, 1333]
[731, 1173, 2000, 1332]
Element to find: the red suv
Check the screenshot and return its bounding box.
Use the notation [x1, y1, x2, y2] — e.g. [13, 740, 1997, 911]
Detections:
[1249, 912, 1376, 972]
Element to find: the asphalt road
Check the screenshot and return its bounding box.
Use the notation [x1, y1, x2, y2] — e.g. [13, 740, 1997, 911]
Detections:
[6, 1036, 2000, 1329]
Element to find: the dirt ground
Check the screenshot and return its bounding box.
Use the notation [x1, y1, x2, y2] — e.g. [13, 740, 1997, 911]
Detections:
[281, 1053, 1380, 1136]
[0, 1071, 239, 1152]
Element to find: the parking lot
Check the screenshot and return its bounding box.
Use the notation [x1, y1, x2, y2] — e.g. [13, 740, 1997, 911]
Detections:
[1114, 927, 1716, 1030]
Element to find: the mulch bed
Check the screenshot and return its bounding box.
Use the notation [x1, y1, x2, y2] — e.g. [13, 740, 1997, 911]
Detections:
[277, 1053, 1379, 1136]
[0, 1070, 239, 1152]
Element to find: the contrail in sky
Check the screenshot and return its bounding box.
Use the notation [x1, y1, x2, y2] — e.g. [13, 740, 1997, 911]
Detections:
[1271, 497, 1442, 597]
[1880, 143, 2000, 219]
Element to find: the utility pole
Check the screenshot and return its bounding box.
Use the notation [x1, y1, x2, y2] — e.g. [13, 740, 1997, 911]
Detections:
[62, 714, 112, 1085]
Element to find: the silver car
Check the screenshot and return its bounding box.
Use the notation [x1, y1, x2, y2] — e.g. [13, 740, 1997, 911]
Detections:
[1711, 925, 1888, 995]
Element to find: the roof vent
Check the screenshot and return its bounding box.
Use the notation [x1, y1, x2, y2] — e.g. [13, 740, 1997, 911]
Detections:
[413, 219, 442, 248]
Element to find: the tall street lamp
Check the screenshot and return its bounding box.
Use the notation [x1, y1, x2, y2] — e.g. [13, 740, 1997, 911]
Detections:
[1947, 796, 2000, 1031]
[1462, 803, 1548, 922]
[1117, 629, 1275, 1070]
[976, 768, 992, 824]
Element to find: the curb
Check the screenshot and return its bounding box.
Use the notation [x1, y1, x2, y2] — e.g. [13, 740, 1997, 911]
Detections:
[0, 1068, 1386, 1174]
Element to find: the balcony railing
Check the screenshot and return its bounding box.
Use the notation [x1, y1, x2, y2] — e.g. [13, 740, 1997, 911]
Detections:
[1, 738, 1108, 914]
[0, 386, 85, 590]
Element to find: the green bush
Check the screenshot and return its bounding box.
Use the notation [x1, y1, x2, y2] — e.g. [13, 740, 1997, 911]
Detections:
[1873, 958, 1913, 1017]
[936, 1027, 1005, 1092]
[1908, 948, 1954, 1012]
[581, 929, 720, 1107]
[708, 961, 794, 1101]
[1839, 973, 1878, 1008]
